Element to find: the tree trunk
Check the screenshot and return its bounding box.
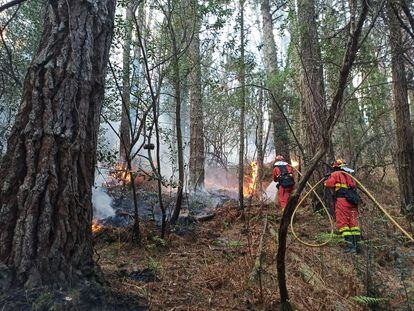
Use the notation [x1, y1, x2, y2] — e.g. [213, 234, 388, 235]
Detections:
[132, 1, 146, 90]
[297, 0, 331, 209]
[277, 1, 369, 305]
[133, 6, 167, 237]
[189, 3, 205, 192]
[169, 0, 184, 224]
[388, 0, 414, 220]
[119, 5, 134, 163]
[238, 0, 246, 210]
[0, 0, 115, 288]
[297, 0, 328, 161]
[260, 0, 290, 161]
[256, 86, 265, 196]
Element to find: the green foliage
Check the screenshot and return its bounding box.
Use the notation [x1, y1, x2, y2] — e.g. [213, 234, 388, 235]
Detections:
[316, 232, 343, 245]
[395, 248, 414, 308]
[32, 292, 54, 310]
[152, 235, 168, 248]
[147, 256, 162, 274]
[228, 240, 242, 248]
[351, 295, 387, 306]
[147, 229, 168, 248]
[0, 1, 45, 149]
[96, 148, 118, 166]
[97, 129, 118, 165]
[268, 70, 287, 93]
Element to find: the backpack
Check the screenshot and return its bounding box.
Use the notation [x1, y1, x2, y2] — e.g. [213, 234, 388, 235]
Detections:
[336, 172, 360, 205]
[344, 188, 360, 205]
[277, 165, 295, 188]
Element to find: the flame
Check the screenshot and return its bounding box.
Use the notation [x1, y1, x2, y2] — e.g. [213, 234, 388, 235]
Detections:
[291, 159, 299, 168]
[244, 161, 258, 197]
[111, 162, 132, 184]
[92, 220, 103, 233]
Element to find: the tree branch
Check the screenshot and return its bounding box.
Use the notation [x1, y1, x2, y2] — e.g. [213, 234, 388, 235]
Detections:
[0, 4, 23, 87]
[276, 0, 370, 307]
[0, 0, 27, 13]
[400, 0, 414, 36]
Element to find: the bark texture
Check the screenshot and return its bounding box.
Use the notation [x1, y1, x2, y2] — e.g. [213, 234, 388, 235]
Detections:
[388, 0, 414, 219]
[297, 0, 328, 162]
[297, 0, 332, 210]
[169, 0, 184, 224]
[260, 0, 290, 160]
[0, 0, 115, 288]
[277, 1, 369, 305]
[238, 0, 246, 209]
[256, 86, 265, 195]
[189, 4, 205, 192]
[119, 5, 134, 163]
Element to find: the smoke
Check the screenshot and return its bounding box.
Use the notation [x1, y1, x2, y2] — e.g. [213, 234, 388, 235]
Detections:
[204, 166, 238, 198]
[92, 187, 115, 219]
[264, 181, 278, 204]
[92, 168, 115, 220]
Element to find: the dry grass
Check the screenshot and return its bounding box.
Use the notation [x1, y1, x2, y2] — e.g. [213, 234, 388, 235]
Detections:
[94, 174, 414, 310]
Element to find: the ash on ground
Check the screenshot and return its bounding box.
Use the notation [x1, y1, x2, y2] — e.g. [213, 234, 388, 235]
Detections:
[93, 186, 236, 232]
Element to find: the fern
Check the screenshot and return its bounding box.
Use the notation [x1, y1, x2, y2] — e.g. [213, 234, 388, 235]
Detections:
[351, 295, 387, 306]
[315, 232, 343, 245]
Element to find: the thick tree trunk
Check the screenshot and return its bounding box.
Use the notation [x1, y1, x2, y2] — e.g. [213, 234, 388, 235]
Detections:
[0, 0, 115, 288]
[297, 0, 328, 159]
[238, 0, 246, 209]
[119, 5, 134, 163]
[260, 0, 290, 161]
[277, 2, 369, 306]
[189, 4, 205, 192]
[297, 0, 331, 209]
[388, 0, 414, 220]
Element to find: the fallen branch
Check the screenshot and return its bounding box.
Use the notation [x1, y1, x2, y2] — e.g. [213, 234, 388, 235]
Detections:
[195, 213, 215, 222]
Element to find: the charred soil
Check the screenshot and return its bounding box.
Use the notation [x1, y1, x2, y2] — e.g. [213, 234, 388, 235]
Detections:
[94, 185, 414, 310]
[1, 173, 413, 310]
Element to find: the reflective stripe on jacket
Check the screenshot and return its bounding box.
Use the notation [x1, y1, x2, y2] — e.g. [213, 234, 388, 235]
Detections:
[324, 170, 356, 192]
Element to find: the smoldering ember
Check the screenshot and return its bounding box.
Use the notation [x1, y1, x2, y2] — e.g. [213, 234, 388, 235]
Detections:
[0, 0, 413, 310]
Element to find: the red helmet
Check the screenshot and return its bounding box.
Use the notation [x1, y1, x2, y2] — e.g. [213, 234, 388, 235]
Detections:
[275, 155, 284, 161]
[332, 158, 347, 168]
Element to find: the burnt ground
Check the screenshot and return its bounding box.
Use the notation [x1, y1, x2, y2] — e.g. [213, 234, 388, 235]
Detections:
[98, 185, 236, 228]
[93, 188, 414, 311]
[1, 172, 413, 310]
[0, 276, 147, 311]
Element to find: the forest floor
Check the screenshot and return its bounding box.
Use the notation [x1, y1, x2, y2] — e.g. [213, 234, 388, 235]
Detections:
[1, 172, 413, 310]
[94, 176, 414, 311]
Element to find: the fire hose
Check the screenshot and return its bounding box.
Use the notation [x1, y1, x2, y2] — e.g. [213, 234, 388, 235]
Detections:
[290, 170, 414, 247]
[290, 169, 335, 247]
[341, 171, 414, 243]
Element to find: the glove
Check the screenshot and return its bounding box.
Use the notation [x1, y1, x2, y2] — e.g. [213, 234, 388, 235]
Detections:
[323, 172, 331, 179]
[275, 182, 280, 189]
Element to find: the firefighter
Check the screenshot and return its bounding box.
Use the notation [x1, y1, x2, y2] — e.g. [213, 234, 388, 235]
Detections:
[324, 159, 361, 254]
[273, 155, 295, 211]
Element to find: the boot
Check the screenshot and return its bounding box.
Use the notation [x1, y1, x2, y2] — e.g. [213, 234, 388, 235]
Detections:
[353, 235, 362, 254]
[343, 236, 356, 253]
